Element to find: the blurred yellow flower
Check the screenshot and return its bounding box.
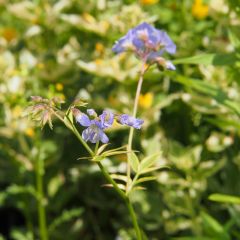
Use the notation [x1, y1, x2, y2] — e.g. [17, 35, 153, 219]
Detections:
[192, 0, 209, 19]
[101, 21, 110, 32]
[37, 62, 45, 69]
[1, 28, 17, 42]
[82, 13, 95, 23]
[12, 106, 22, 118]
[140, 0, 159, 5]
[139, 92, 153, 108]
[59, 93, 66, 101]
[56, 83, 63, 91]
[95, 42, 105, 53]
[95, 59, 103, 65]
[25, 128, 35, 138]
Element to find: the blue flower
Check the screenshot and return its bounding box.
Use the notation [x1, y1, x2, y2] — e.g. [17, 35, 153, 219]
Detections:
[112, 22, 176, 67]
[99, 110, 114, 129]
[75, 109, 114, 144]
[73, 108, 144, 143]
[118, 114, 144, 129]
[82, 120, 109, 144]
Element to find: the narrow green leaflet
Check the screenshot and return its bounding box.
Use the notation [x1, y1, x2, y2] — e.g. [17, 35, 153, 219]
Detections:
[209, 193, 240, 204]
[128, 152, 139, 173]
[110, 174, 128, 183]
[173, 53, 237, 66]
[172, 237, 213, 240]
[135, 176, 157, 185]
[201, 212, 231, 240]
[138, 152, 161, 174]
[0, 185, 39, 204]
[48, 208, 84, 233]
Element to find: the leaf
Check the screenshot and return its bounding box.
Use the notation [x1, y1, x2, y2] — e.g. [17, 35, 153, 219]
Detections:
[171, 237, 210, 240]
[131, 186, 146, 192]
[201, 212, 230, 240]
[102, 183, 126, 190]
[48, 208, 83, 233]
[172, 75, 240, 116]
[0, 185, 39, 204]
[97, 144, 109, 155]
[138, 152, 161, 174]
[135, 176, 156, 185]
[110, 174, 128, 183]
[209, 193, 240, 204]
[173, 53, 237, 66]
[92, 155, 105, 162]
[139, 166, 167, 174]
[128, 152, 139, 173]
[228, 29, 240, 49]
[48, 174, 64, 198]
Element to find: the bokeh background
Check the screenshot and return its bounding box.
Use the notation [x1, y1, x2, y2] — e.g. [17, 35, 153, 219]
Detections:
[1, 0, 240, 239]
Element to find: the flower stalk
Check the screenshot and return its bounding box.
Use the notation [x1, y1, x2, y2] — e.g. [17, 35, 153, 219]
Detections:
[127, 62, 146, 189]
[35, 152, 48, 240]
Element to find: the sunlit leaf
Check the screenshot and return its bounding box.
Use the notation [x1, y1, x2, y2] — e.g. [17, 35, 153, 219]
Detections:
[209, 194, 240, 204]
[128, 152, 139, 173]
[174, 53, 237, 66]
[102, 183, 126, 190]
[135, 176, 156, 185]
[110, 174, 128, 183]
[139, 152, 161, 174]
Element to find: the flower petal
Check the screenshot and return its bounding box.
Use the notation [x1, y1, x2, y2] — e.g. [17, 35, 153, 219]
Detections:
[76, 113, 91, 127]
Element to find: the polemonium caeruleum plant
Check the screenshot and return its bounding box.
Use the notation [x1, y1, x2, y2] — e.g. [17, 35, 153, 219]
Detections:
[27, 22, 176, 240]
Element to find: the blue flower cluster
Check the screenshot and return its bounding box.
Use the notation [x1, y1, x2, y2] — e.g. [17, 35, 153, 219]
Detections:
[112, 22, 176, 70]
[73, 109, 144, 144]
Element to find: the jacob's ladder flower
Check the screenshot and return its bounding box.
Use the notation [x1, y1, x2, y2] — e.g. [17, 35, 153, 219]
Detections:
[112, 22, 176, 70]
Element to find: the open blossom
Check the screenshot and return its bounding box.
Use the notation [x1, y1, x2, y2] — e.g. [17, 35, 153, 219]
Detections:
[112, 22, 176, 70]
[118, 114, 144, 129]
[74, 109, 114, 144]
[73, 109, 144, 143]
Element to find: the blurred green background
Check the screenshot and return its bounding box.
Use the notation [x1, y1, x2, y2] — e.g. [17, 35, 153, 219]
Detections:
[1, 0, 240, 239]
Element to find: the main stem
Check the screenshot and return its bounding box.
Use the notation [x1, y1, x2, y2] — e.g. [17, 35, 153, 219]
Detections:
[125, 198, 142, 240]
[98, 162, 142, 239]
[54, 109, 142, 239]
[36, 154, 48, 240]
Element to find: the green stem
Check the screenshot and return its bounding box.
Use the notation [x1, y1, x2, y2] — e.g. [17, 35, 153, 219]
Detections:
[52, 110, 94, 156]
[36, 152, 48, 240]
[126, 173, 139, 196]
[98, 162, 142, 240]
[97, 162, 126, 201]
[95, 141, 100, 154]
[127, 63, 146, 189]
[125, 198, 142, 240]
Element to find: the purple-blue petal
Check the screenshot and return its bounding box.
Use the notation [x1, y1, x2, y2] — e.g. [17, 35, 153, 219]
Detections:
[99, 110, 114, 129]
[82, 123, 109, 144]
[119, 114, 144, 129]
[166, 61, 176, 70]
[99, 131, 109, 143]
[87, 109, 97, 116]
[76, 113, 91, 127]
[158, 31, 176, 54]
